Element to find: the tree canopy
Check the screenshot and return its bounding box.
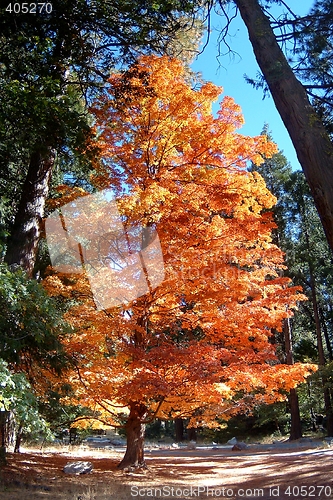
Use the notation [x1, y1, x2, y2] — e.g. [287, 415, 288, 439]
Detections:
[0, 0, 202, 275]
[44, 55, 315, 468]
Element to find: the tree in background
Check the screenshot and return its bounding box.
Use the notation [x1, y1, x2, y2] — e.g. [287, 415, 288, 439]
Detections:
[233, 0, 333, 254]
[0, 263, 70, 376]
[0, 262, 77, 455]
[284, 172, 333, 436]
[0, 359, 53, 454]
[251, 131, 333, 436]
[44, 56, 315, 468]
[0, 0, 202, 274]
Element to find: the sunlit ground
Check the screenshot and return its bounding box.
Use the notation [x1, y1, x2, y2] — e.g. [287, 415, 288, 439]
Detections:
[0, 442, 332, 499]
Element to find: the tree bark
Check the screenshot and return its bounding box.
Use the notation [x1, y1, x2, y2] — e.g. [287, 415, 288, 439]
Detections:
[187, 426, 197, 441]
[320, 307, 333, 362]
[235, 0, 333, 253]
[117, 402, 148, 469]
[4, 149, 54, 276]
[283, 318, 302, 440]
[175, 418, 184, 442]
[14, 424, 23, 453]
[0, 411, 8, 465]
[0, 410, 14, 463]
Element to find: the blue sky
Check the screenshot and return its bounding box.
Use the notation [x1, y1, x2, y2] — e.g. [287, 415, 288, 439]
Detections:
[192, 0, 315, 170]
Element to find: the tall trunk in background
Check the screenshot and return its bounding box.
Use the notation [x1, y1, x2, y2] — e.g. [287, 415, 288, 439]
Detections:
[14, 424, 23, 453]
[187, 426, 197, 441]
[175, 418, 184, 442]
[283, 317, 302, 440]
[0, 411, 9, 466]
[319, 307, 333, 362]
[4, 149, 54, 276]
[235, 0, 333, 253]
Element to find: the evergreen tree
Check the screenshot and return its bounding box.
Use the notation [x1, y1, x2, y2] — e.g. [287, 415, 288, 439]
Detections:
[251, 131, 333, 436]
[0, 0, 201, 274]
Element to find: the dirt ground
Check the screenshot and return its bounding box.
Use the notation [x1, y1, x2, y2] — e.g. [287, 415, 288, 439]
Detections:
[0, 441, 332, 500]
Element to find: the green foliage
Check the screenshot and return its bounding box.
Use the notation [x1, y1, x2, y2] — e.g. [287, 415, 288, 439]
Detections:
[0, 267, 90, 441]
[38, 384, 96, 438]
[0, 359, 52, 441]
[250, 129, 333, 431]
[294, 0, 333, 136]
[0, 263, 71, 374]
[252, 401, 290, 435]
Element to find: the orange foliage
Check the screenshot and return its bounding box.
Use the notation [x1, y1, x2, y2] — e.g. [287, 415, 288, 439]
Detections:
[44, 56, 315, 430]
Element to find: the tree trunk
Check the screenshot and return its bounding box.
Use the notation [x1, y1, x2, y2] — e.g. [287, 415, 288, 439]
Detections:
[288, 389, 302, 440]
[14, 424, 23, 453]
[283, 317, 302, 440]
[235, 0, 333, 253]
[187, 426, 197, 441]
[4, 149, 55, 276]
[0, 412, 8, 465]
[0, 410, 15, 463]
[175, 418, 184, 442]
[320, 307, 333, 361]
[117, 403, 148, 469]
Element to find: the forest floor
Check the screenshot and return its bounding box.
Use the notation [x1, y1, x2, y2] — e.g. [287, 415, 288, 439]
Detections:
[0, 439, 332, 500]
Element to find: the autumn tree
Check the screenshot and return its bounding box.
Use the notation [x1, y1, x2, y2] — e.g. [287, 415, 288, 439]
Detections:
[44, 56, 315, 469]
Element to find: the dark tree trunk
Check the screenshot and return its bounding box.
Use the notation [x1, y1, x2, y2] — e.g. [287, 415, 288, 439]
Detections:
[187, 426, 196, 441]
[320, 307, 333, 361]
[175, 418, 184, 442]
[4, 149, 54, 276]
[235, 0, 333, 253]
[14, 424, 23, 453]
[0, 411, 15, 463]
[288, 389, 302, 440]
[283, 318, 302, 440]
[0, 412, 8, 465]
[117, 403, 148, 469]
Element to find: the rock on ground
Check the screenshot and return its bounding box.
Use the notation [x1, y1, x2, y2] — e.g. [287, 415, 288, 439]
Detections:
[63, 461, 93, 474]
